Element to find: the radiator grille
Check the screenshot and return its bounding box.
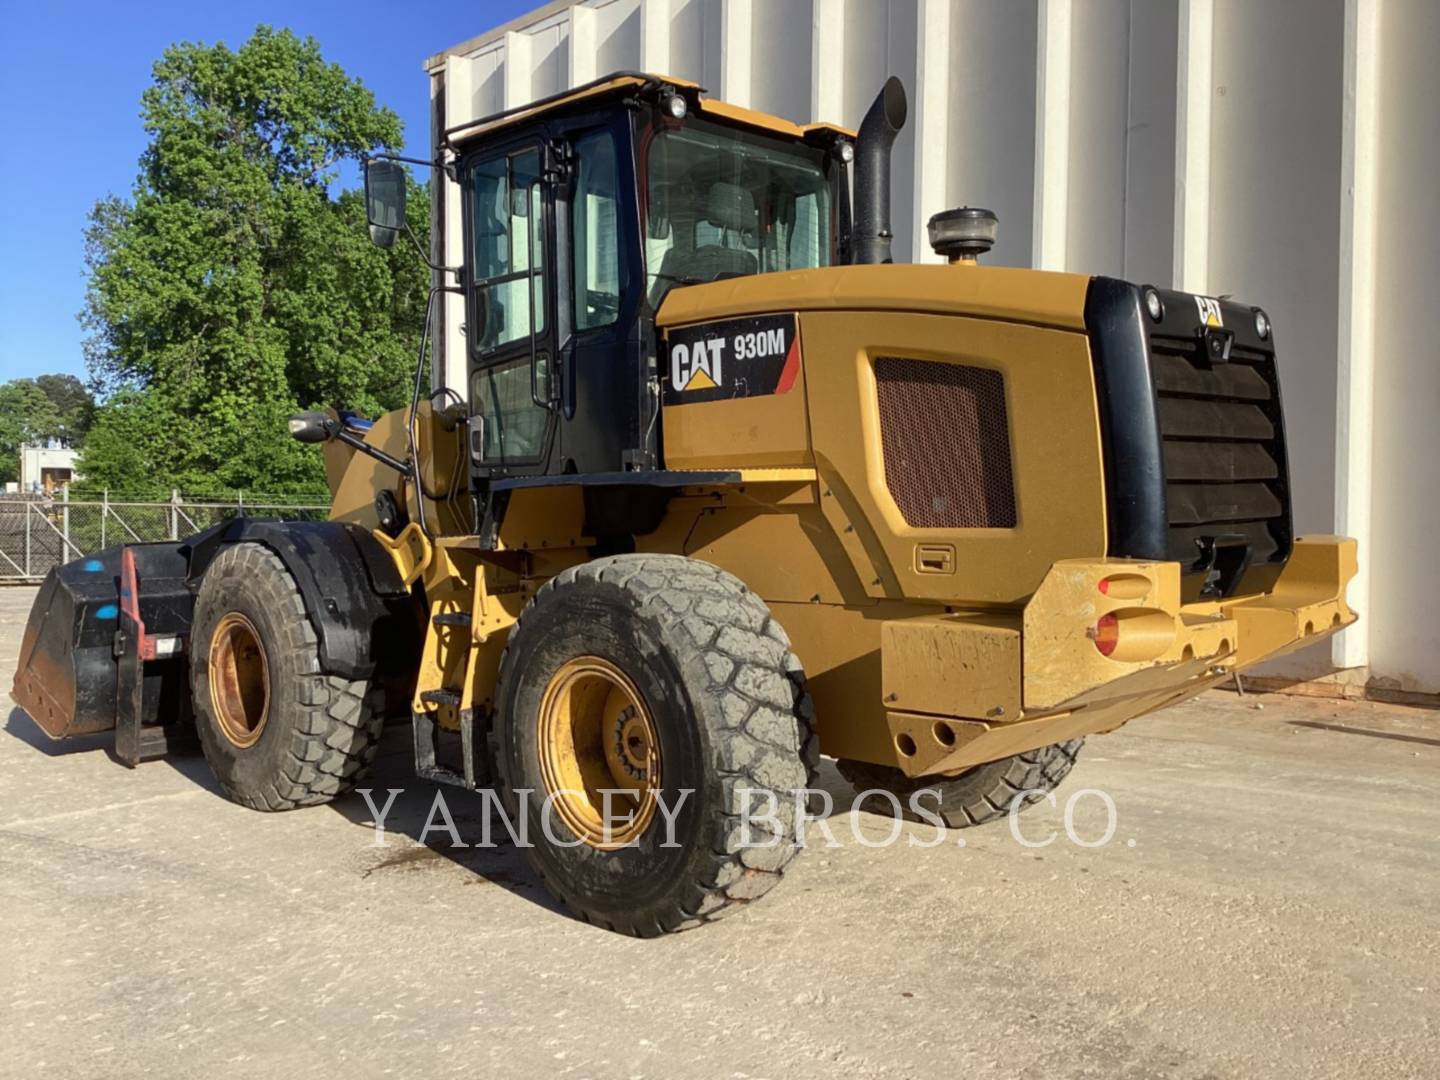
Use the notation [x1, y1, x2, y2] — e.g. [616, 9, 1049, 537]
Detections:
[1150, 338, 1290, 571]
[874, 358, 1016, 529]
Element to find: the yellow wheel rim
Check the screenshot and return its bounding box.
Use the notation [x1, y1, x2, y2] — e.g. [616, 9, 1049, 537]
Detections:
[209, 612, 270, 749]
[537, 656, 660, 850]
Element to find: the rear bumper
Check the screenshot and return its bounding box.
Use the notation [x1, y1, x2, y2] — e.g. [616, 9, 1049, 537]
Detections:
[879, 536, 1356, 776]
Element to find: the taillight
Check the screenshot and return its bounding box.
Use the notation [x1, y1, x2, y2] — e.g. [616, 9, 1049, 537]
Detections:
[1093, 613, 1120, 657]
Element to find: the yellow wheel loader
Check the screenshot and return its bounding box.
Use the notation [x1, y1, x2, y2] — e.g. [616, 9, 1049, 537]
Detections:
[12, 73, 1357, 936]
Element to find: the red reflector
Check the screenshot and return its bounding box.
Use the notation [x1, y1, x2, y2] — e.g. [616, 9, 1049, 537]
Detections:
[1094, 613, 1120, 657]
[1097, 578, 1110, 595]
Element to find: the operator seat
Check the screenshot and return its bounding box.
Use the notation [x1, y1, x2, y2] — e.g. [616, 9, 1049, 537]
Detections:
[648, 181, 759, 308]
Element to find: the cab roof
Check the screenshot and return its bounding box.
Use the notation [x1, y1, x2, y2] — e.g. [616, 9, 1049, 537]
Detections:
[440, 71, 855, 151]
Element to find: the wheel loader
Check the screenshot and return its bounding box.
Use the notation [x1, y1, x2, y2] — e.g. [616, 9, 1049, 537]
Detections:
[11, 72, 1356, 936]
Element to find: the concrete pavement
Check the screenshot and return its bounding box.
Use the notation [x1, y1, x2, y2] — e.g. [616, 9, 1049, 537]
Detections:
[1, 584, 1436, 1079]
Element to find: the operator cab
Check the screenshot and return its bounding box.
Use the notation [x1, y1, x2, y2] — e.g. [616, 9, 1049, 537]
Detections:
[367, 74, 853, 498]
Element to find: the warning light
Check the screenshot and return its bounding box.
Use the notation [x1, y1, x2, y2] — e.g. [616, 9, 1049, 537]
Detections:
[1093, 613, 1120, 658]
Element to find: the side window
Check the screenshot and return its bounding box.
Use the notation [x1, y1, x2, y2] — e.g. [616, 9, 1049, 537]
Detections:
[470, 145, 550, 464]
[788, 191, 823, 268]
[471, 356, 548, 461]
[471, 148, 546, 354]
[570, 131, 622, 330]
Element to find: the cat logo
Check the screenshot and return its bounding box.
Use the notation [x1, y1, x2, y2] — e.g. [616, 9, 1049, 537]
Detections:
[1194, 295, 1225, 328]
[663, 313, 799, 405]
[671, 337, 725, 393]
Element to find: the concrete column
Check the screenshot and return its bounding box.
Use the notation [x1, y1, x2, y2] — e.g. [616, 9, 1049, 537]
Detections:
[944, 0, 1037, 269]
[719, 0, 752, 107]
[429, 63, 448, 390]
[1331, 0, 1380, 671]
[810, 0, 845, 124]
[1173, 0, 1213, 292]
[640, 0, 672, 74]
[1065, 0, 1130, 277]
[911, 0, 951, 264]
[1032, 0, 1072, 270]
[442, 54, 474, 394]
[568, 5, 598, 87]
[503, 31, 533, 108]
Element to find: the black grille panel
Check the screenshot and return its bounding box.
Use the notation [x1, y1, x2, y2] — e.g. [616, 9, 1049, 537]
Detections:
[1149, 338, 1290, 574]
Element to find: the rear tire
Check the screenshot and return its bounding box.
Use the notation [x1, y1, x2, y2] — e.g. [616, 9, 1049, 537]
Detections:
[836, 739, 1083, 829]
[492, 554, 818, 936]
[190, 542, 384, 811]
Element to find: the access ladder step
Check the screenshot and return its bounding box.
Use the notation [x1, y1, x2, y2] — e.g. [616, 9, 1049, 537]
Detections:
[412, 705, 480, 790]
[432, 612, 472, 628]
[420, 688, 462, 707]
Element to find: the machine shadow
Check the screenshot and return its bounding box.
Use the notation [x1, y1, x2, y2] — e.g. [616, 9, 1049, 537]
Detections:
[4, 706, 112, 757]
[3, 705, 218, 787]
[324, 722, 570, 920]
[4, 702, 858, 922]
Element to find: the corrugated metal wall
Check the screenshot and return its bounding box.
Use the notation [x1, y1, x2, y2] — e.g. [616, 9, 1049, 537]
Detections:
[427, 0, 1436, 697]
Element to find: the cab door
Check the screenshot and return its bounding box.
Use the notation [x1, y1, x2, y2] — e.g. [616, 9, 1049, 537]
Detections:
[551, 116, 644, 474]
[463, 140, 558, 479]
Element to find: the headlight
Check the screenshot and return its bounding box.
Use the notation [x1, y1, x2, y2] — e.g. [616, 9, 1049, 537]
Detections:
[1254, 308, 1270, 339]
[1144, 288, 1164, 322]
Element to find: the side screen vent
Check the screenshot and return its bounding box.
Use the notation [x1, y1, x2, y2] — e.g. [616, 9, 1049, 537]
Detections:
[874, 358, 1016, 529]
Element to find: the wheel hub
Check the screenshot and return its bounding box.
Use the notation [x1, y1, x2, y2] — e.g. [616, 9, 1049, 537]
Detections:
[612, 707, 652, 780]
[209, 612, 270, 748]
[537, 657, 660, 850]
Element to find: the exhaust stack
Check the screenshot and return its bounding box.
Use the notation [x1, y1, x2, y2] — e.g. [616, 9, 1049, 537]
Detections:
[852, 77, 908, 265]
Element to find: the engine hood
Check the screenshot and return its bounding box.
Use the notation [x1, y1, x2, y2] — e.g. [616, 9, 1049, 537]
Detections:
[654, 263, 1091, 333]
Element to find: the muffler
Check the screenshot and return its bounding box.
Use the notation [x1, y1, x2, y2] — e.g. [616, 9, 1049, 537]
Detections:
[852, 76, 908, 265]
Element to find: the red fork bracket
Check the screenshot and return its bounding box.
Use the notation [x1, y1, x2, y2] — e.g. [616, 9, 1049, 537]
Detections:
[113, 546, 193, 766]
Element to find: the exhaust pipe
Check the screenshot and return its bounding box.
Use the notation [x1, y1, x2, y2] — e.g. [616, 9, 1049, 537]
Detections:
[852, 77, 908, 265]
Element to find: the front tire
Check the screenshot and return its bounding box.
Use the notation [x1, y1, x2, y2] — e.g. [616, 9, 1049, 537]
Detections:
[493, 554, 817, 936]
[190, 542, 384, 811]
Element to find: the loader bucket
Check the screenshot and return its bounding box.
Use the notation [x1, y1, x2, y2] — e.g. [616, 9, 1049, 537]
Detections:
[10, 543, 195, 739]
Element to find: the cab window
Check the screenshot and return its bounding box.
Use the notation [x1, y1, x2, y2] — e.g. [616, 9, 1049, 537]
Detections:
[644, 123, 831, 308]
[470, 148, 546, 353]
[570, 130, 623, 330]
[469, 146, 549, 463]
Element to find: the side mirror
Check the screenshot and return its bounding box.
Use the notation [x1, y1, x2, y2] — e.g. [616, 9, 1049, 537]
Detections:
[364, 159, 407, 249]
[288, 411, 337, 444]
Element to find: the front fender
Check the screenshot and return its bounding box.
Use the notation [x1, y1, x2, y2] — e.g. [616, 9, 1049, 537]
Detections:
[186, 518, 421, 681]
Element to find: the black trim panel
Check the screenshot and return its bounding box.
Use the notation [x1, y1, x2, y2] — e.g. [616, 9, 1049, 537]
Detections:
[1084, 277, 1169, 561]
[1084, 276, 1294, 599]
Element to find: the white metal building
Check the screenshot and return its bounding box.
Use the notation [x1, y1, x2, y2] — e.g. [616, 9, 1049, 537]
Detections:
[426, 0, 1436, 697]
[18, 444, 79, 494]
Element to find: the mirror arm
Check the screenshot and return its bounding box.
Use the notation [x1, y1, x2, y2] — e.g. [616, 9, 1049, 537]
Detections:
[367, 150, 455, 182]
[331, 425, 409, 474]
[400, 221, 463, 283]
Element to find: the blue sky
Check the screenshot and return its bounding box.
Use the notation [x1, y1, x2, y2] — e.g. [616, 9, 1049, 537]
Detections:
[0, 0, 534, 384]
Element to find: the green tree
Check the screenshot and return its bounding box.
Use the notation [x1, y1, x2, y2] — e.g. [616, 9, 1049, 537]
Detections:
[0, 378, 65, 486]
[34, 374, 95, 445]
[79, 26, 430, 497]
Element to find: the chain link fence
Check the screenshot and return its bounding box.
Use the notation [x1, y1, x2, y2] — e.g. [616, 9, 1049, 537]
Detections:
[0, 491, 331, 584]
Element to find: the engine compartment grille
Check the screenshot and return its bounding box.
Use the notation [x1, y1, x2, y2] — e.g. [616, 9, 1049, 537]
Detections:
[874, 358, 1016, 529]
[1149, 338, 1291, 572]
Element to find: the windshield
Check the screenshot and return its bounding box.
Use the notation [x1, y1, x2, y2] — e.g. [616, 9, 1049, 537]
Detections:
[643, 123, 832, 308]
